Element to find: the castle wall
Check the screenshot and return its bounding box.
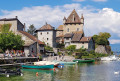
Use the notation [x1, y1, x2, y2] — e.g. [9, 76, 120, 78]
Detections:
[63, 23, 83, 35]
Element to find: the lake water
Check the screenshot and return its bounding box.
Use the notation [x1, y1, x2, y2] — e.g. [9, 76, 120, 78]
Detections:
[1, 61, 120, 81]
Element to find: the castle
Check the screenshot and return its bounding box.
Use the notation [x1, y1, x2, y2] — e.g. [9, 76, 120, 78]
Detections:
[56, 9, 95, 50]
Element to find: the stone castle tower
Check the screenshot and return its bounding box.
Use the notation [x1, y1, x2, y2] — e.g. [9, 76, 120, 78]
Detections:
[63, 9, 84, 35]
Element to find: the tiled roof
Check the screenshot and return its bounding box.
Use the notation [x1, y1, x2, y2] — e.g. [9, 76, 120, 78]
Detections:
[65, 9, 81, 24]
[64, 33, 73, 38]
[19, 31, 44, 45]
[80, 37, 92, 42]
[56, 35, 64, 38]
[57, 25, 63, 30]
[71, 33, 82, 42]
[37, 23, 54, 31]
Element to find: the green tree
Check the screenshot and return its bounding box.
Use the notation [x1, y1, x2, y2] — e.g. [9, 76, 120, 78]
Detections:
[66, 45, 76, 52]
[27, 24, 36, 36]
[0, 32, 24, 52]
[93, 32, 111, 45]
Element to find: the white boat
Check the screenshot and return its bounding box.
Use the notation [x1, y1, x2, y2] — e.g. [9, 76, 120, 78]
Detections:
[101, 55, 119, 61]
[34, 61, 59, 67]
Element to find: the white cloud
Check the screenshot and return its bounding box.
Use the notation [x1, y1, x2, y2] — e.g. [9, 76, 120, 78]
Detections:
[109, 39, 120, 44]
[0, 3, 120, 44]
[92, 0, 107, 2]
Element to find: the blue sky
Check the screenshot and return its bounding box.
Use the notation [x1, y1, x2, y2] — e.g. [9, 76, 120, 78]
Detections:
[0, 0, 120, 51]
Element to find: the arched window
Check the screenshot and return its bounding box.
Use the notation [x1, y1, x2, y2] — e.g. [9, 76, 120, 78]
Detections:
[67, 28, 69, 32]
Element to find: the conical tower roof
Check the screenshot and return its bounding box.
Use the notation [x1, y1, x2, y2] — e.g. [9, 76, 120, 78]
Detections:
[65, 9, 81, 24]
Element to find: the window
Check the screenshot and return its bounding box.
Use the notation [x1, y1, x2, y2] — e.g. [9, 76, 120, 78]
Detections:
[47, 38, 49, 40]
[41, 32, 42, 35]
[47, 32, 49, 34]
[66, 38, 69, 40]
[77, 28, 79, 31]
[82, 42, 84, 44]
[67, 28, 69, 32]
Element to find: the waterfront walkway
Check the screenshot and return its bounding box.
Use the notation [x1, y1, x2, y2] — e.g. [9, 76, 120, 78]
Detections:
[43, 56, 75, 62]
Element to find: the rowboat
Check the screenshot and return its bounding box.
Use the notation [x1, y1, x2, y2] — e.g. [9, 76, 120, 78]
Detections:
[21, 64, 54, 70]
[53, 61, 77, 65]
[34, 61, 59, 67]
[0, 68, 23, 77]
[73, 59, 95, 63]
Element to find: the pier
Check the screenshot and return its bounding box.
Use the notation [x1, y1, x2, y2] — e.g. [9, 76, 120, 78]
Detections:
[0, 57, 39, 65]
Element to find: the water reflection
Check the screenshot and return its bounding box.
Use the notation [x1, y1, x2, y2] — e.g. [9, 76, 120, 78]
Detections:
[21, 61, 120, 81]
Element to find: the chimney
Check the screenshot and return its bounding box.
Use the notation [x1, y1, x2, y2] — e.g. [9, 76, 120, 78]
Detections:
[15, 16, 18, 19]
[24, 23, 25, 31]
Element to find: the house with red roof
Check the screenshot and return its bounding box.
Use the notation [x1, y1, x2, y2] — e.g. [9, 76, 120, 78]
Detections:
[0, 16, 44, 56]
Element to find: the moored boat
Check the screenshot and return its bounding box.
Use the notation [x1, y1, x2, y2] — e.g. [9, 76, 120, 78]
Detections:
[73, 59, 95, 63]
[53, 61, 77, 65]
[21, 64, 54, 70]
[34, 61, 59, 67]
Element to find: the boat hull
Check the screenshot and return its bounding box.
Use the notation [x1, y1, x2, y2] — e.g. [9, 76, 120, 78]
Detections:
[73, 59, 95, 63]
[22, 65, 54, 70]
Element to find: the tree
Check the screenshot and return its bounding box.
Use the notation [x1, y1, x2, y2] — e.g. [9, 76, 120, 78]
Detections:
[66, 45, 76, 52]
[0, 32, 24, 52]
[27, 24, 36, 36]
[93, 32, 111, 45]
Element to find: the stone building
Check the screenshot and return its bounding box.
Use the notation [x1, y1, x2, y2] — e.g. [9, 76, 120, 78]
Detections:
[36, 23, 56, 47]
[56, 9, 95, 50]
[0, 16, 44, 56]
[63, 9, 84, 35]
[64, 31, 94, 50]
[56, 25, 64, 44]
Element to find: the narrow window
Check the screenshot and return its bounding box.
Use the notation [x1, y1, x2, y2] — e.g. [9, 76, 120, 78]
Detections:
[67, 28, 69, 32]
[77, 28, 79, 31]
[47, 32, 49, 34]
[41, 32, 42, 35]
[47, 38, 49, 40]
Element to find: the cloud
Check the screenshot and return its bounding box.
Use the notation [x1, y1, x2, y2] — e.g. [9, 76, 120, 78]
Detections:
[109, 39, 120, 44]
[92, 0, 107, 2]
[0, 3, 120, 44]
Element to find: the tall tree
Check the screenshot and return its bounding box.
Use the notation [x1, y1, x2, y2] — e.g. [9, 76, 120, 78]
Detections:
[27, 24, 36, 36]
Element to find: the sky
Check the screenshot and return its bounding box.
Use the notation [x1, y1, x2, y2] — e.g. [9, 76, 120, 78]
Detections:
[0, 0, 120, 51]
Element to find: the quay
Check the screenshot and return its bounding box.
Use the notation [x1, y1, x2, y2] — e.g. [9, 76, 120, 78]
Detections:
[0, 57, 39, 65]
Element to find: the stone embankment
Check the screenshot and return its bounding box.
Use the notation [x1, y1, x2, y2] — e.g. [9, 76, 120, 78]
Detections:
[43, 56, 75, 62]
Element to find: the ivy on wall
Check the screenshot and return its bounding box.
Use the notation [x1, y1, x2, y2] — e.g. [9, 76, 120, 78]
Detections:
[0, 24, 11, 33]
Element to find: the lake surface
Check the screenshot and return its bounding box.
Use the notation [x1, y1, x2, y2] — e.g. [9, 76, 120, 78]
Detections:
[1, 61, 120, 81]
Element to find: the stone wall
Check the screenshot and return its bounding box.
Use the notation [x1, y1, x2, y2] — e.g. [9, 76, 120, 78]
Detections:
[95, 45, 111, 54]
[37, 30, 56, 47]
[63, 23, 83, 35]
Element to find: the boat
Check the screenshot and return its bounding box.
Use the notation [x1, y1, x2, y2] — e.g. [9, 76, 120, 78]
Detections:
[34, 61, 59, 67]
[21, 64, 54, 70]
[22, 69, 54, 74]
[73, 59, 95, 63]
[53, 61, 77, 65]
[101, 55, 119, 61]
[0, 68, 23, 77]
